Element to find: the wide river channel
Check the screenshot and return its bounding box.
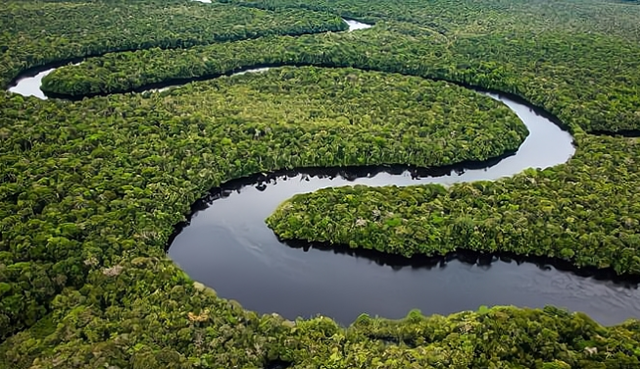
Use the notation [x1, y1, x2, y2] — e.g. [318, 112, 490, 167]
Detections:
[8, 19, 640, 326]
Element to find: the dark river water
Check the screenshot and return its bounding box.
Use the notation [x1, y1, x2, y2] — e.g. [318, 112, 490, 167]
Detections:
[167, 155, 640, 327]
[166, 90, 639, 327]
[9, 18, 639, 327]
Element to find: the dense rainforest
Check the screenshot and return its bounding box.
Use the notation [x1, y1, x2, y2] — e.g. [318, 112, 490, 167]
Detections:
[40, 19, 640, 133]
[0, 0, 346, 87]
[2, 65, 531, 340]
[267, 131, 640, 273]
[2, 0, 640, 368]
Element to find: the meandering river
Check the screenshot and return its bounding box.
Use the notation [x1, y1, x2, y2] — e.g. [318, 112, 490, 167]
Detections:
[6, 18, 372, 98]
[165, 91, 640, 327]
[9, 19, 639, 326]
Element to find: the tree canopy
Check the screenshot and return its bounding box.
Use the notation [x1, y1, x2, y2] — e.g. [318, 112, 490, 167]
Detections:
[2, 0, 640, 367]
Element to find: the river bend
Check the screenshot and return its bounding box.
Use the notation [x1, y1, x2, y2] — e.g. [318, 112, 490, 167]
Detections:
[10, 19, 636, 327]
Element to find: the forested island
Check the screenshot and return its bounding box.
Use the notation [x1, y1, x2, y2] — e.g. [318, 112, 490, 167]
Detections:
[2, 0, 640, 368]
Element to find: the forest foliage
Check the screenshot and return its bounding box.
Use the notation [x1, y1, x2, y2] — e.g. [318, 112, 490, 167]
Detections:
[226, 0, 640, 40]
[0, 65, 526, 344]
[41, 20, 640, 133]
[0, 0, 346, 87]
[2, 0, 640, 367]
[267, 134, 640, 274]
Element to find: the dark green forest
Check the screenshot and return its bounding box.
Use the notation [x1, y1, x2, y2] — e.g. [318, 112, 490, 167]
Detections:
[40, 20, 640, 133]
[0, 0, 346, 87]
[267, 131, 640, 273]
[2, 0, 640, 368]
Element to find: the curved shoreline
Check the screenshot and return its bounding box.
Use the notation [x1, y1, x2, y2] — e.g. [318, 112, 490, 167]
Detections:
[5, 18, 369, 99]
[3, 18, 575, 141]
[167, 164, 640, 327]
[163, 89, 593, 325]
[0, 18, 568, 139]
[16, 17, 638, 326]
[282, 238, 640, 285]
[5, 62, 572, 136]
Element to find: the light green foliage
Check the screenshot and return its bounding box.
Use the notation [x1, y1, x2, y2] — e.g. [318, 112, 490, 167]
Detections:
[41, 3, 640, 132]
[229, 0, 640, 40]
[0, 65, 525, 343]
[1, 0, 640, 367]
[0, 0, 346, 87]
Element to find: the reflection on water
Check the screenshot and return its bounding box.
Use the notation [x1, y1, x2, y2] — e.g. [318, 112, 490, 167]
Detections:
[165, 91, 616, 327]
[344, 19, 373, 31]
[168, 167, 640, 326]
[8, 68, 54, 99]
[6, 19, 372, 99]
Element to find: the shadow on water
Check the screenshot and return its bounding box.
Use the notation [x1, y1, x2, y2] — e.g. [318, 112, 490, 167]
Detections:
[264, 360, 293, 369]
[166, 159, 514, 246]
[165, 160, 640, 327]
[591, 129, 640, 137]
[281, 238, 640, 287]
[11, 19, 635, 326]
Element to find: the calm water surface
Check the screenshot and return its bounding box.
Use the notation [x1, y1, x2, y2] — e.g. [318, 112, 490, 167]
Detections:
[9, 19, 634, 326]
[168, 163, 640, 327]
[6, 19, 370, 99]
[8, 68, 53, 99]
[166, 93, 639, 327]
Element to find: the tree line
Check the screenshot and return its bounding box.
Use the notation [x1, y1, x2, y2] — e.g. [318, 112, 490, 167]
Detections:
[0, 0, 346, 88]
[41, 21, 640, 133]
[2, 0, 640, 367]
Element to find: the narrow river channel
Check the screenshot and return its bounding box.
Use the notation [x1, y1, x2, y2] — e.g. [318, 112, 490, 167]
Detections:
[9, 19, 638, 327]
[164, 89, 640, 327]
